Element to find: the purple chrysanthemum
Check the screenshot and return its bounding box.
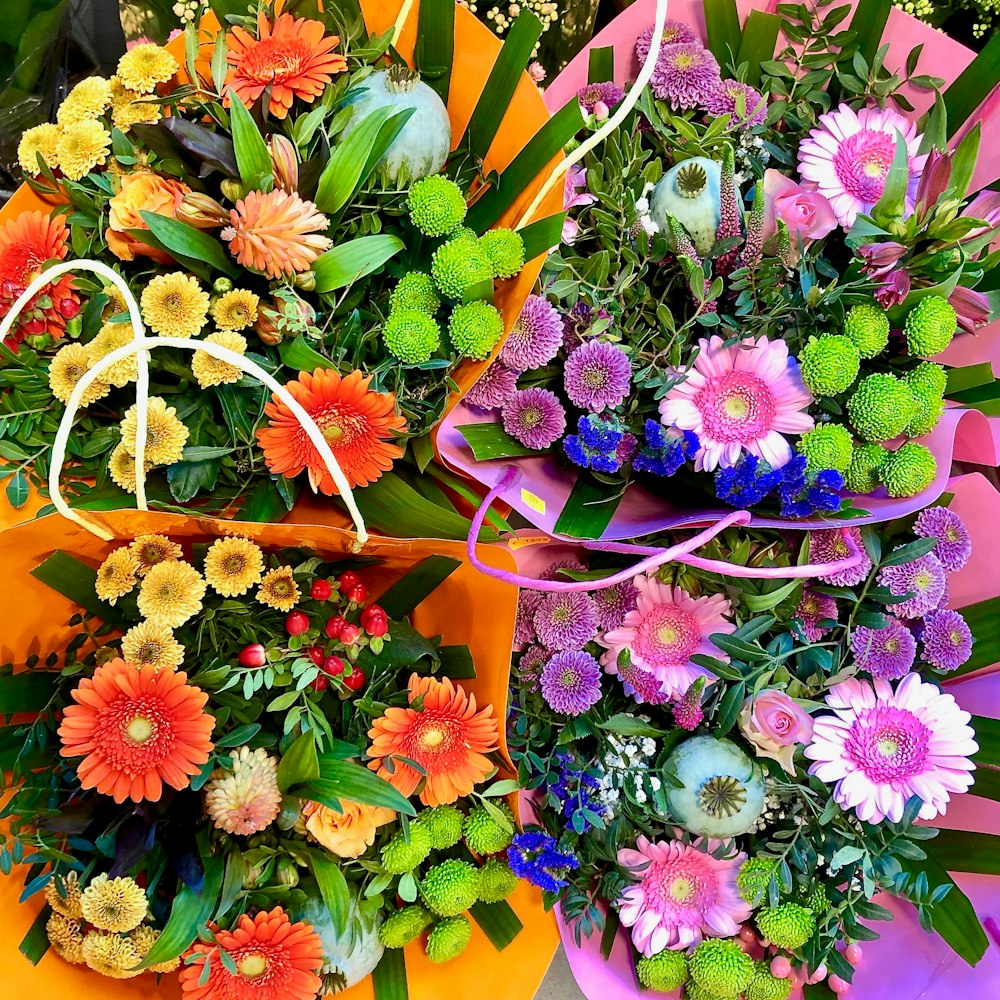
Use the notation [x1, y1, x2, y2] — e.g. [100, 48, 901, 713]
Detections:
[533, 591, 599, 650]
[501, 388, 566, 450]
[809, 528, 872, 587]
[650, 43, 722, 110]
[540, 558, 589, 582]
[796, 589, 838, 643]
[465, 360, 521, 411]
[540, 650, 603, 715]
[518, 644, 552, 691]
[914, 507, 972, 573]
[515, 589, 544, 645]
[562, 301, 612, 353]
[563, 340, 632, 413]
[500, 294, 563, 370]
[850, 619, 916, 679]
[577, 81, 625, 114]
[592, 580, 639, 631]
[614, 655, 671, 706]
[921, 609, 973, 672]
[702, 80, 767, 127]
[635, 20, 699, 62]
[878, 553, 948, 619]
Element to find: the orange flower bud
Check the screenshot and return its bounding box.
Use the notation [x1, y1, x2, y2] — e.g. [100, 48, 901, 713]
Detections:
[268, 134, 299, 193]
[175, 191, 229, 228]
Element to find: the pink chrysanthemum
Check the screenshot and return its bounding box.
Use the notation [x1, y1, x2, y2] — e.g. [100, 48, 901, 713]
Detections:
[500, 294, 563, 371]
[659, 335, 814, 471]
[878, 553, 948, 619]
[577, 81, 625, 114]
[809, 527, 872, 587]
[540, 650, 603, 715]
[913, 507, 972, 572]
[564, 340, 632, 413]
[518, 644, 551, 692]
[797, 104, 927, 228]
[593, 580, 639, 631]
[805, 674, 977, 823]
[598, 575, 735, 699]
[702, 80, 767, 127]
[465, 360, 521, 411]
[514, 589, 544, 646]
[533, 591, 599, 650]
[617, 836, 750, 955]
[796, 589, 837, 643]
[850, 619, 916, 680]
[650, 43, 722, 110]
[635, 20, 699, 63]
[539, 558, 589, 582]
[501, 387, 566, 450]
[921, 609, 973, 672]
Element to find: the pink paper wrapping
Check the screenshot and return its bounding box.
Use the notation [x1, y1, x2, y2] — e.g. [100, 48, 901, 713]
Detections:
[437, 0, 1000, 540]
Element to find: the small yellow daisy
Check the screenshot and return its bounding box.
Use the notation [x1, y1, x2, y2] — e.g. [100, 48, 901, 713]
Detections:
[128, 924, 180, 973]
[109, 76, 161, 131]
[81, 873, 148, 933]
[48, 343, 111, 407]
[120, 396, 189, 466]
[47, 913, 85, 965]
[192, 330, 247, 389]
[45, 871, 83, 919]
[102, 283, 129, 320]
[211, 289, 260, 331]
[204, 536, 265, 597]
[81, 931, 144, 979]
[56, 76, 113, 126]
[121, 619, 185, 671]
[141, 271, 210, 338]
[95, 547, 140, 605]
[55, 120, 111, 181]
[129, 533, 183, 574]
[17, 122, 61, 175]
[108, 443, 151, 494]
[85, 322, 139, 388]
[116, 43, 179, 94]
[257, 566, 301, 612]
[137, 559, 206, 629]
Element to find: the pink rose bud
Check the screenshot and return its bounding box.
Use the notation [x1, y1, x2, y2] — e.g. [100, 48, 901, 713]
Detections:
[761, 169, 837, 263]
[738, 689, 814, 775]
[592, 100, 609, 122]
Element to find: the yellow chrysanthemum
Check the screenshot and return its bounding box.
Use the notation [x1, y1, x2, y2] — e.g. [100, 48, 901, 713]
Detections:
[211, 289, 259, 331]
[140, 271, 209, 338]
[109, 76, 161, 131]
[17, 122, 61, 175]
[108, 443, 151, 494]
[81, 874, 148, 932]
[81, 930, 143, 979]
[257, 566, 300, 612]
[47, 913, 86, 965]
[55, 120, 111, 181]
[56, 76, 113, 126]
[45, 872, 83, 919]
[102, 283, 128, 320]
[115, 44, 178, 94]
[121, 619, 185, 671]
[137, 559, 206, 628]
[192, 330, 247, 388]
[204, 746, 282, 835]
[128, 924, 180, 974]
[129, 533, 182, 574]
[204, 535, 264, 597]
[48, 343, 111, 406]
[95, 547, 140, 604]
[120, 396, 189, 465]
[85, 322, 139, 388]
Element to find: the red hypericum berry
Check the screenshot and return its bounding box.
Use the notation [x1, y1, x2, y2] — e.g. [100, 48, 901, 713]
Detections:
[339, 623, 361, 646]
[305, 645, 325, 666]
[360, 604, 388, 637]
[338, 571, 361, 593]
[343, 669, 366, 692]
[324, 615, 347, 640]
[238, 643, 267, 668]
[286, 610, 310, 636]
[57, 297, 80, 319]
[322, 655, 345, 677]
[23, 318, 45, 335]
[346, 583, 368, 604]
[310, 675, 329, 691]
[310, 579, 333, 601]
[0, 281, 15, 299]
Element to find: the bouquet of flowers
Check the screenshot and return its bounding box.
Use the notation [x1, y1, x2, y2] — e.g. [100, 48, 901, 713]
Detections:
[0, 0, 566, 524]
[0, 511, 550, 999]
[440, 0, 1000, 540]
[505, 497, 999, 998]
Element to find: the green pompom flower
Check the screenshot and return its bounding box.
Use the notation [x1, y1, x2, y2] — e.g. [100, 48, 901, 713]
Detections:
[378, 906, 434, 948]
[390, 272, 441, 315]
[431, 236, 493, 299]
[688, 940, 754, 998]
[479, 228, 526, 279]
[414, 804, 465, 849]
[905, 361, 948, 396]
[420, 860, 481, 917]
[381, 823, 432, 874]
[756, 903, 816, 951]
[844, 303, 890, 358]
[796, 423, 854, 473]
[800, 883, 829, 916]
[745, 961, 793, 1000]
[382, 309, 441, 364]
[407, 175, 467, 237]
[463, 803, 514, 855]
[737, 858, 778, 905]
[904, 295, 957, 358]
[847, 374, 918, 443]
[636, 950, 689, 992]
[448, 300, 504, 359]
[903, 363, 947, 437]
[844, 442, 888, 494]
[798, 335, 860, 396]
[476, 858, 519, 903]
[425, 915, 472, 963]
[880, 442, 937, 498]
[684, 985, 725, 1000]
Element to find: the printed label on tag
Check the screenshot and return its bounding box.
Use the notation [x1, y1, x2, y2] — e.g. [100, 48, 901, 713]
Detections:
[508, 535, 552, 550]
[520, 488, 547, 515]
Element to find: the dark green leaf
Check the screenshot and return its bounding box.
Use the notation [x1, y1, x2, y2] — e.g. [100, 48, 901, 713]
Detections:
[0, 672, 58, 714]
[414, 0, 454, 102]
[926, 829, 1000, 874]
[18, 907, 50, 965]
[228, 93, 272, 190]
[735, 12, 781, 86]
[943, 32, 1000, 138]
[972, 715, 1000, 765]
[919, 90, 948, 154]
[372, 947, 408, 1000]
[457, 422, 543, 460]
[30, 551, 127, 626]
[278, 336, 336, 372]
[304, 847, 350, 935]
[139, 212, 238, 278]
[716, 681, 746, 736]
[880, 537, 937, 566]
[588, 47, 614, 84]
[469, 898, 523, 949]
[849, 0, 891, 66]
[552, 475, 622, 539]
[518, 213, 567, 264]
[311, 235, 404, 293]
[277, 732, 320, 792]
[294, 759, 415, 816]
[437, 645, 477, 680]
[704, 0, 741, 66]
[5, 470, 28, 508]
[597, 715, 667, 738]
[167, 456, 220, 503]
[376, 555, 461, 619]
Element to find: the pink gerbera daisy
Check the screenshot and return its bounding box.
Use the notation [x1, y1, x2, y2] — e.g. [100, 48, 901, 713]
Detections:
[598, 575, 735, 699]
[659, 335, 814, 471]
[617, 836, 750, 955]
[805, 674, 977, 823]
[797, 104, 927, 228]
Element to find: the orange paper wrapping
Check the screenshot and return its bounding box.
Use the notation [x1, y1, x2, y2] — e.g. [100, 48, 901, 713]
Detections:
[0, 507, 559, 999]
[0, 0, 563, 531]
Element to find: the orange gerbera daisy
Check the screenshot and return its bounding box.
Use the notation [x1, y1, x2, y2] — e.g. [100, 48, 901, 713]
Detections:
[179, 907, 324, 1000]
[367, 674, 500, 807]
[256, 368, 405, 494]
[221, 189, 331, 279]
[58, 658, 215, 804]
[225, 12, 347, 119]
[0, 211, 78, 344]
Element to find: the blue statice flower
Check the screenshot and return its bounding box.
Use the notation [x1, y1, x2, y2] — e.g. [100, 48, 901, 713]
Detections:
[633, 420, 699, 476]
[715, 454, 782, 508]
[508, 831, 580, 892]
[715, 453, 844, 516]
[548, 752, 603, 833]
[563, 414, 632, 473]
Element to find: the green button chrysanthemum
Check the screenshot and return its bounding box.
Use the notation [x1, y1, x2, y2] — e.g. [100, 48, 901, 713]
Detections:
[448, 300, 505, 359]
[737, 858, 778, 905]
[476, 858, 519, 903]
[844, 441, 888, 494]
[904, 295, 957, 358]
[381, 823, 432, 874]
[390, 272, 441, 315]
[382, 308, 441, 364]
[414, 804, 464, 849]
[880, 442, 937, 498]
[636, 950, 689, 992]
[378, 906, 434, 948]
[426, 915, 473, 963]
[844, 302, 890, 358]
[796, 423, 854, 473]
[407, 175, 467, 237]
[745, 961, 793, 1000]
[431, 235, 493, 299]
[479, 228, 526, 279]
[756, 903, 816, 951]
[847, 374, 918, 443]
[463, 803, 514, 855]
[799, 335, 860, 396]
[688, 939, 755, 997]
[903, 363, 947, 437]
[420, 860, 481, 917]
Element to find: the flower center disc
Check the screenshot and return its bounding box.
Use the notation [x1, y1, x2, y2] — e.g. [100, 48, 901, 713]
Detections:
[126, 716, 154, 743]
[669, 876, 694, 902]
[237, 952, 268, 979]
[635, 605, 700, 666]
[695, 370, 776, 445]
[832, 130, 897, 204]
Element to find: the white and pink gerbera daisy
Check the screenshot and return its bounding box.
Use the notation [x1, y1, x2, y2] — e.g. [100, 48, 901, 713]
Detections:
[658, 335, 814, 472]
[805, 674, 977, 824]
[598, 575, 735, 699]
[797, 104, 927, 228]
[617, 835, 750, 955]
